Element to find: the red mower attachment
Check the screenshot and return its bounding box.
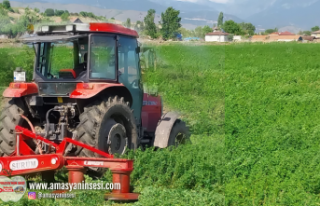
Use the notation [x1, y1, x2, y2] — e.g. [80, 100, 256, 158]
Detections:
[0, 126, 139, 202]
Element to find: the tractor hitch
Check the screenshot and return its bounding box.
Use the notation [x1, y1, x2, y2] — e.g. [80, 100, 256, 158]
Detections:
[0, 126, 139, 202]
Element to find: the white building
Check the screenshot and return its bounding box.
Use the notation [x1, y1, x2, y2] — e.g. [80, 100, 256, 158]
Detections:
[311, 30, 320, 38]
[233, 35, 242, 41]
[205, 32, 229, 42]
[0, 35, 8, 39]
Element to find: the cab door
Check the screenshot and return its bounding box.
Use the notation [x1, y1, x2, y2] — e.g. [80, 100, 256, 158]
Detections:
[117, 36, 143, 124]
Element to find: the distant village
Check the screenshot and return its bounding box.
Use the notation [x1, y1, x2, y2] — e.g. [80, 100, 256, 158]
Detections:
[204, 27, 320, 43]
[205, 27, 320, 42]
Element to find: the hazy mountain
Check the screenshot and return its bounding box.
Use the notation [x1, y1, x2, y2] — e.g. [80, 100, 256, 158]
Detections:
[246, 0, 320, 31]
[4, 0, 242, 30]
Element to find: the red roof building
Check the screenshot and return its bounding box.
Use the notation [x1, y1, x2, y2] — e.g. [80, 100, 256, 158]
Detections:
[206, 32, 229, 36]
[270, 31, 295, 36]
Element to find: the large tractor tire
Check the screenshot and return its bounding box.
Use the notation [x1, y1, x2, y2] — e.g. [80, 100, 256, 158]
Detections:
[73, 96, 138, 178]
[154, 112, 191, 149]
[0, 98, 32, 156]
[168, 120, 190, 147]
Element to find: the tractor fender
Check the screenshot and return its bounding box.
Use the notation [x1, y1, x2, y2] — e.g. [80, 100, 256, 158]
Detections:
[70, 83, 129, 99]
[153, 112, 180, 148]
[3, 82, 38, 98]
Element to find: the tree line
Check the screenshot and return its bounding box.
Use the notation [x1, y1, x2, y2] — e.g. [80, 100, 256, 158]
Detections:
[215, 12, 256, 38]
[128, 7, 182, 41]
[43, 9, 106, 21]
[129, 10, 256, 40]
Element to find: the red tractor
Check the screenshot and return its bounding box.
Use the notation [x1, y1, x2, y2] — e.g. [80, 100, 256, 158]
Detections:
[0, 23, 189, 178]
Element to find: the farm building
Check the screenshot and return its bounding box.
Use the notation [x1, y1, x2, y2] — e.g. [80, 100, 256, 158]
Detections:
[70, 17, 83, 23]
[270, 31, 295, 36]
[233, 35, 242, 41]
[311, 30, 320, 38]
[0, 35, 8, 39]
[298, 36, 316, 42]
[212, 26, 220, 32]
[205, 32, 229, 42]
[250, 35, 268, 42]
[269, 35, 300, 42]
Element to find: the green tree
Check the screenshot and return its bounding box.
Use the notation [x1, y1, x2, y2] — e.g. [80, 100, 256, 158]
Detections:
[135, 20, 144, 32]
[179, 27, 192, 38]
[193, 26, 212, 38]
[265, 28, 278, 34]
[194, 26, 203, 38]
[34, 8, 40, 13]
[203, 25, 213, 35]
[217, 12, 223, 27]
[61, 12, 69, 21]
[311, 26, 319, 32]
[227, 34, 234, 41]
[125, 18, 131, 28]
[160, 7, 181, 40]
[55, 10, 68, 16]
[239, 22, 256, 35]
[3, 0, 11, 10]
[80, 11, 87, 17]
[222, 20, 242, 35]
[87, 12, 96, 18]
[144, 9, 158, 39]
[44, 8, 54, 16]
[97, 16, 107, 22]
[303, 31, 311, 35]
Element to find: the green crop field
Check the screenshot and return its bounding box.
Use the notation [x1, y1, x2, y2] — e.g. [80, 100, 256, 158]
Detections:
[2, 42, 320, 206]
[0, 44, 224, 206]
[225, 42, 320, 206]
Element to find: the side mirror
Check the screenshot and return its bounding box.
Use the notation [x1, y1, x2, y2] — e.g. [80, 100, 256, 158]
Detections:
[136, 46, 141, 54]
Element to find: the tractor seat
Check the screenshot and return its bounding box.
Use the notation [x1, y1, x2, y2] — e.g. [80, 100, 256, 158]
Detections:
[59, 69, 76, 79]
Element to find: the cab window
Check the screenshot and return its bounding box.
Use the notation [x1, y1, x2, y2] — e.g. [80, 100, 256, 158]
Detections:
[118, 36, 140, 89]
[89, 35, 116, 80]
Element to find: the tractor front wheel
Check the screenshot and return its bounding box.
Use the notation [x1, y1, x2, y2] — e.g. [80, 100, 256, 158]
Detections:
[73, 96, 138, 178]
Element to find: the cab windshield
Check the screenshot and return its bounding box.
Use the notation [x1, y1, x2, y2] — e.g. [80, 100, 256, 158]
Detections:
[36, 37, 89, 80]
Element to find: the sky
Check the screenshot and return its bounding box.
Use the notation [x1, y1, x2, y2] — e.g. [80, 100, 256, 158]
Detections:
[11, 0, 320, 20]
[147, 0, 277, 18]
[152, 0, 319, 19]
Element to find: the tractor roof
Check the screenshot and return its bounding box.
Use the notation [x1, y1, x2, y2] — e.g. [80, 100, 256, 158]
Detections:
[21, 23, 138, 43]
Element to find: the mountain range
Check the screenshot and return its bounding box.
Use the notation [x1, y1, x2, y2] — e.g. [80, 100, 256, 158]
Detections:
[247, 0, 320, 32]
[3, 0, 320, 32]
[5, 0, 242, 30]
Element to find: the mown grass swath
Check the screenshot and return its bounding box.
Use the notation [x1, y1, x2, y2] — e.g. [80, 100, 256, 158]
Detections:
[0, 44, 225, 205]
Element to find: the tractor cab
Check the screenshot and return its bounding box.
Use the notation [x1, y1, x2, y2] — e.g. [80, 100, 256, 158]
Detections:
[23, 23, 141, 86]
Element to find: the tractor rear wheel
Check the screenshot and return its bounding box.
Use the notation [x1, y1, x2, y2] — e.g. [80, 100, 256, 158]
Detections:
[168, 120, 190, 147]
[0, 98, 35, 156]
[73, 96, 138, 178]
